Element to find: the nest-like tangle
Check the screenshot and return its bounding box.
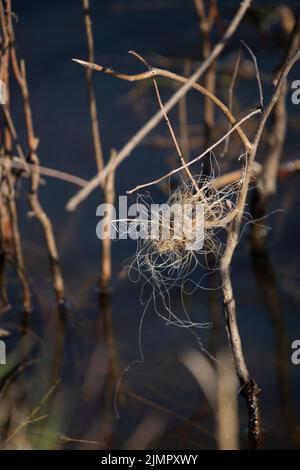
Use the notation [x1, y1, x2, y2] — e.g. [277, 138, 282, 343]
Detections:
[126, 169, 242, 332]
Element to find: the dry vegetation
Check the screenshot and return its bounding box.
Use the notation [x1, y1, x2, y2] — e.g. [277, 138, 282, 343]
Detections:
[0, 0, 300, 450]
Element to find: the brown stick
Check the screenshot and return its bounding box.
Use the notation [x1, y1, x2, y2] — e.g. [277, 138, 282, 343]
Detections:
[10, 155, 300, 192]
[82, 0, 104, 172]
[100, 151, 116, 294]
[251, 12, 300, 251]
[23, 61, 65, 304]
[240, 40, 264, 110]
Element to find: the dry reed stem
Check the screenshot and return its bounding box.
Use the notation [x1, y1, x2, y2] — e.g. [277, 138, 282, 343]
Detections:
[5, 0, 65, 305]
[82, 0, 104, 172]
[1, 378, 60, 449]
[240, 40, 264, 110]
[100, 151, 116, 293]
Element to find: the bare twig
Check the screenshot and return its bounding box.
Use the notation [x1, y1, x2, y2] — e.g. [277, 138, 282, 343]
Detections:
[5, 0, 65, 305]
[21, 61, 65, 304]
[3, 161, 32, 313]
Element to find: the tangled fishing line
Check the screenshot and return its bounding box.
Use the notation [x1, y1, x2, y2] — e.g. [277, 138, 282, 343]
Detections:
[125, 158, 244, 336]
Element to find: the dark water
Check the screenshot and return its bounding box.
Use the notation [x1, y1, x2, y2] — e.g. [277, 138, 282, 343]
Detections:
[1, 0, 300, 449]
